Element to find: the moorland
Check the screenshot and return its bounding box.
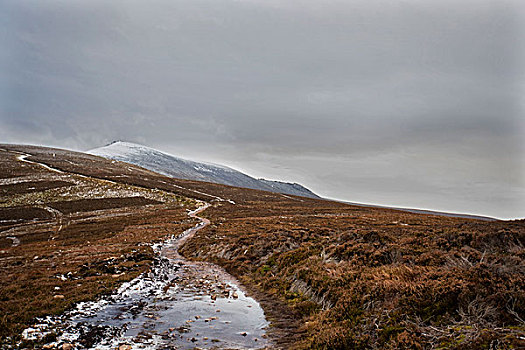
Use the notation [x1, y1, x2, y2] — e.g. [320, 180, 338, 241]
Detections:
[0, 144, 523, 349]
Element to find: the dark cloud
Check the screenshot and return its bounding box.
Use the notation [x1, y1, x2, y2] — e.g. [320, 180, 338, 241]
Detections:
[1, 0, 523, 218]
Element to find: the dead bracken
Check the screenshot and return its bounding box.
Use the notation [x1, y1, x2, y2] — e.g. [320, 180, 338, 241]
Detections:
[0, 144, 524, 349]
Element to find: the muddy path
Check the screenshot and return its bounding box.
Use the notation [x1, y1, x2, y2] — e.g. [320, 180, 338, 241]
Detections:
[23, 203, 271, 349]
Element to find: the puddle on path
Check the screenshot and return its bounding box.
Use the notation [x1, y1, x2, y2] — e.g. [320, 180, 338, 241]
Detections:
[23, 204, 270, 349]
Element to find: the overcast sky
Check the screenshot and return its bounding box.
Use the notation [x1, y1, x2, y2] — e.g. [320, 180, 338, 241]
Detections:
[1, 0, 524, 219]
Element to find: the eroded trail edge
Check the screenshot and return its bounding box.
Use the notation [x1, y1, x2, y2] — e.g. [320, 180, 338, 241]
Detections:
[23, 202, 270, 350]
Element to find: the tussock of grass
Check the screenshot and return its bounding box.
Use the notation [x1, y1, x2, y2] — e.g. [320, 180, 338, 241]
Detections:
[180, 195, 525, 349]
[1, 144, 524, 349]
[0, 147, 199, 346]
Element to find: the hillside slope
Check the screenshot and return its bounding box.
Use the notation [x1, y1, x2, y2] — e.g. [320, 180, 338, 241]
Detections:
[1, 144, 523, 349]
[88, 141, 320, 199]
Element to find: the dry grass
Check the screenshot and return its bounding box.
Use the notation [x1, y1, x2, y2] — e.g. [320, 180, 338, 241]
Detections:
[180, 190, 525, 349]
[1, 144, 524, 349]
[0, 147, 199, 346]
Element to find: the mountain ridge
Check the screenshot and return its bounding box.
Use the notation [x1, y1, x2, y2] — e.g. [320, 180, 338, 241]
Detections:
[88, 141, 320, 199]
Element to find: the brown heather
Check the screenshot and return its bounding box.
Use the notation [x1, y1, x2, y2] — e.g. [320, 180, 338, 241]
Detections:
[0, 144, 524, 349]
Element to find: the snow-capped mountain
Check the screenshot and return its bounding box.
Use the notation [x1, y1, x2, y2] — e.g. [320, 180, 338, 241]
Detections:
[88, 141, 320, 199]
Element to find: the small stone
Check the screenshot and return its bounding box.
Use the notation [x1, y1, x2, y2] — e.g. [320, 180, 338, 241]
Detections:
[194, 315, 201, 319]
[216, 309, 220, 312]
[241, 332, 248, 337]
[54, 294, 65, 299]
[42, 344, 54, 349]
[119, 345, 132, 350]
[203, 337, 208, 341]
[211, 294, 217, 300]
[232, 292, 238, 299]
[62, 344, 73, 350]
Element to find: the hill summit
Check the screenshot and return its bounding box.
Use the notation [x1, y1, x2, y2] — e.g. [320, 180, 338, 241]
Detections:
[88, 141, 320, 199]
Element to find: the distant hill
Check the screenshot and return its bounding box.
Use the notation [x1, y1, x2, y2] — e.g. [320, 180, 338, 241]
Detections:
[257, 178, 319, 199]
[88, 141, 320, 199]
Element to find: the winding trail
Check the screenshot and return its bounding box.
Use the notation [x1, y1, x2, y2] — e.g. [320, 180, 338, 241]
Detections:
[23, 202, 271, 350]
[16, 153, 63, 173]
[12, 151, 270, 348]
[0, 153, 68, 244]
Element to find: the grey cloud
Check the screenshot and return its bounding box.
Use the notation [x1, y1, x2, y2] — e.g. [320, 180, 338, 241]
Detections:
[1, 0, 523, 218]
